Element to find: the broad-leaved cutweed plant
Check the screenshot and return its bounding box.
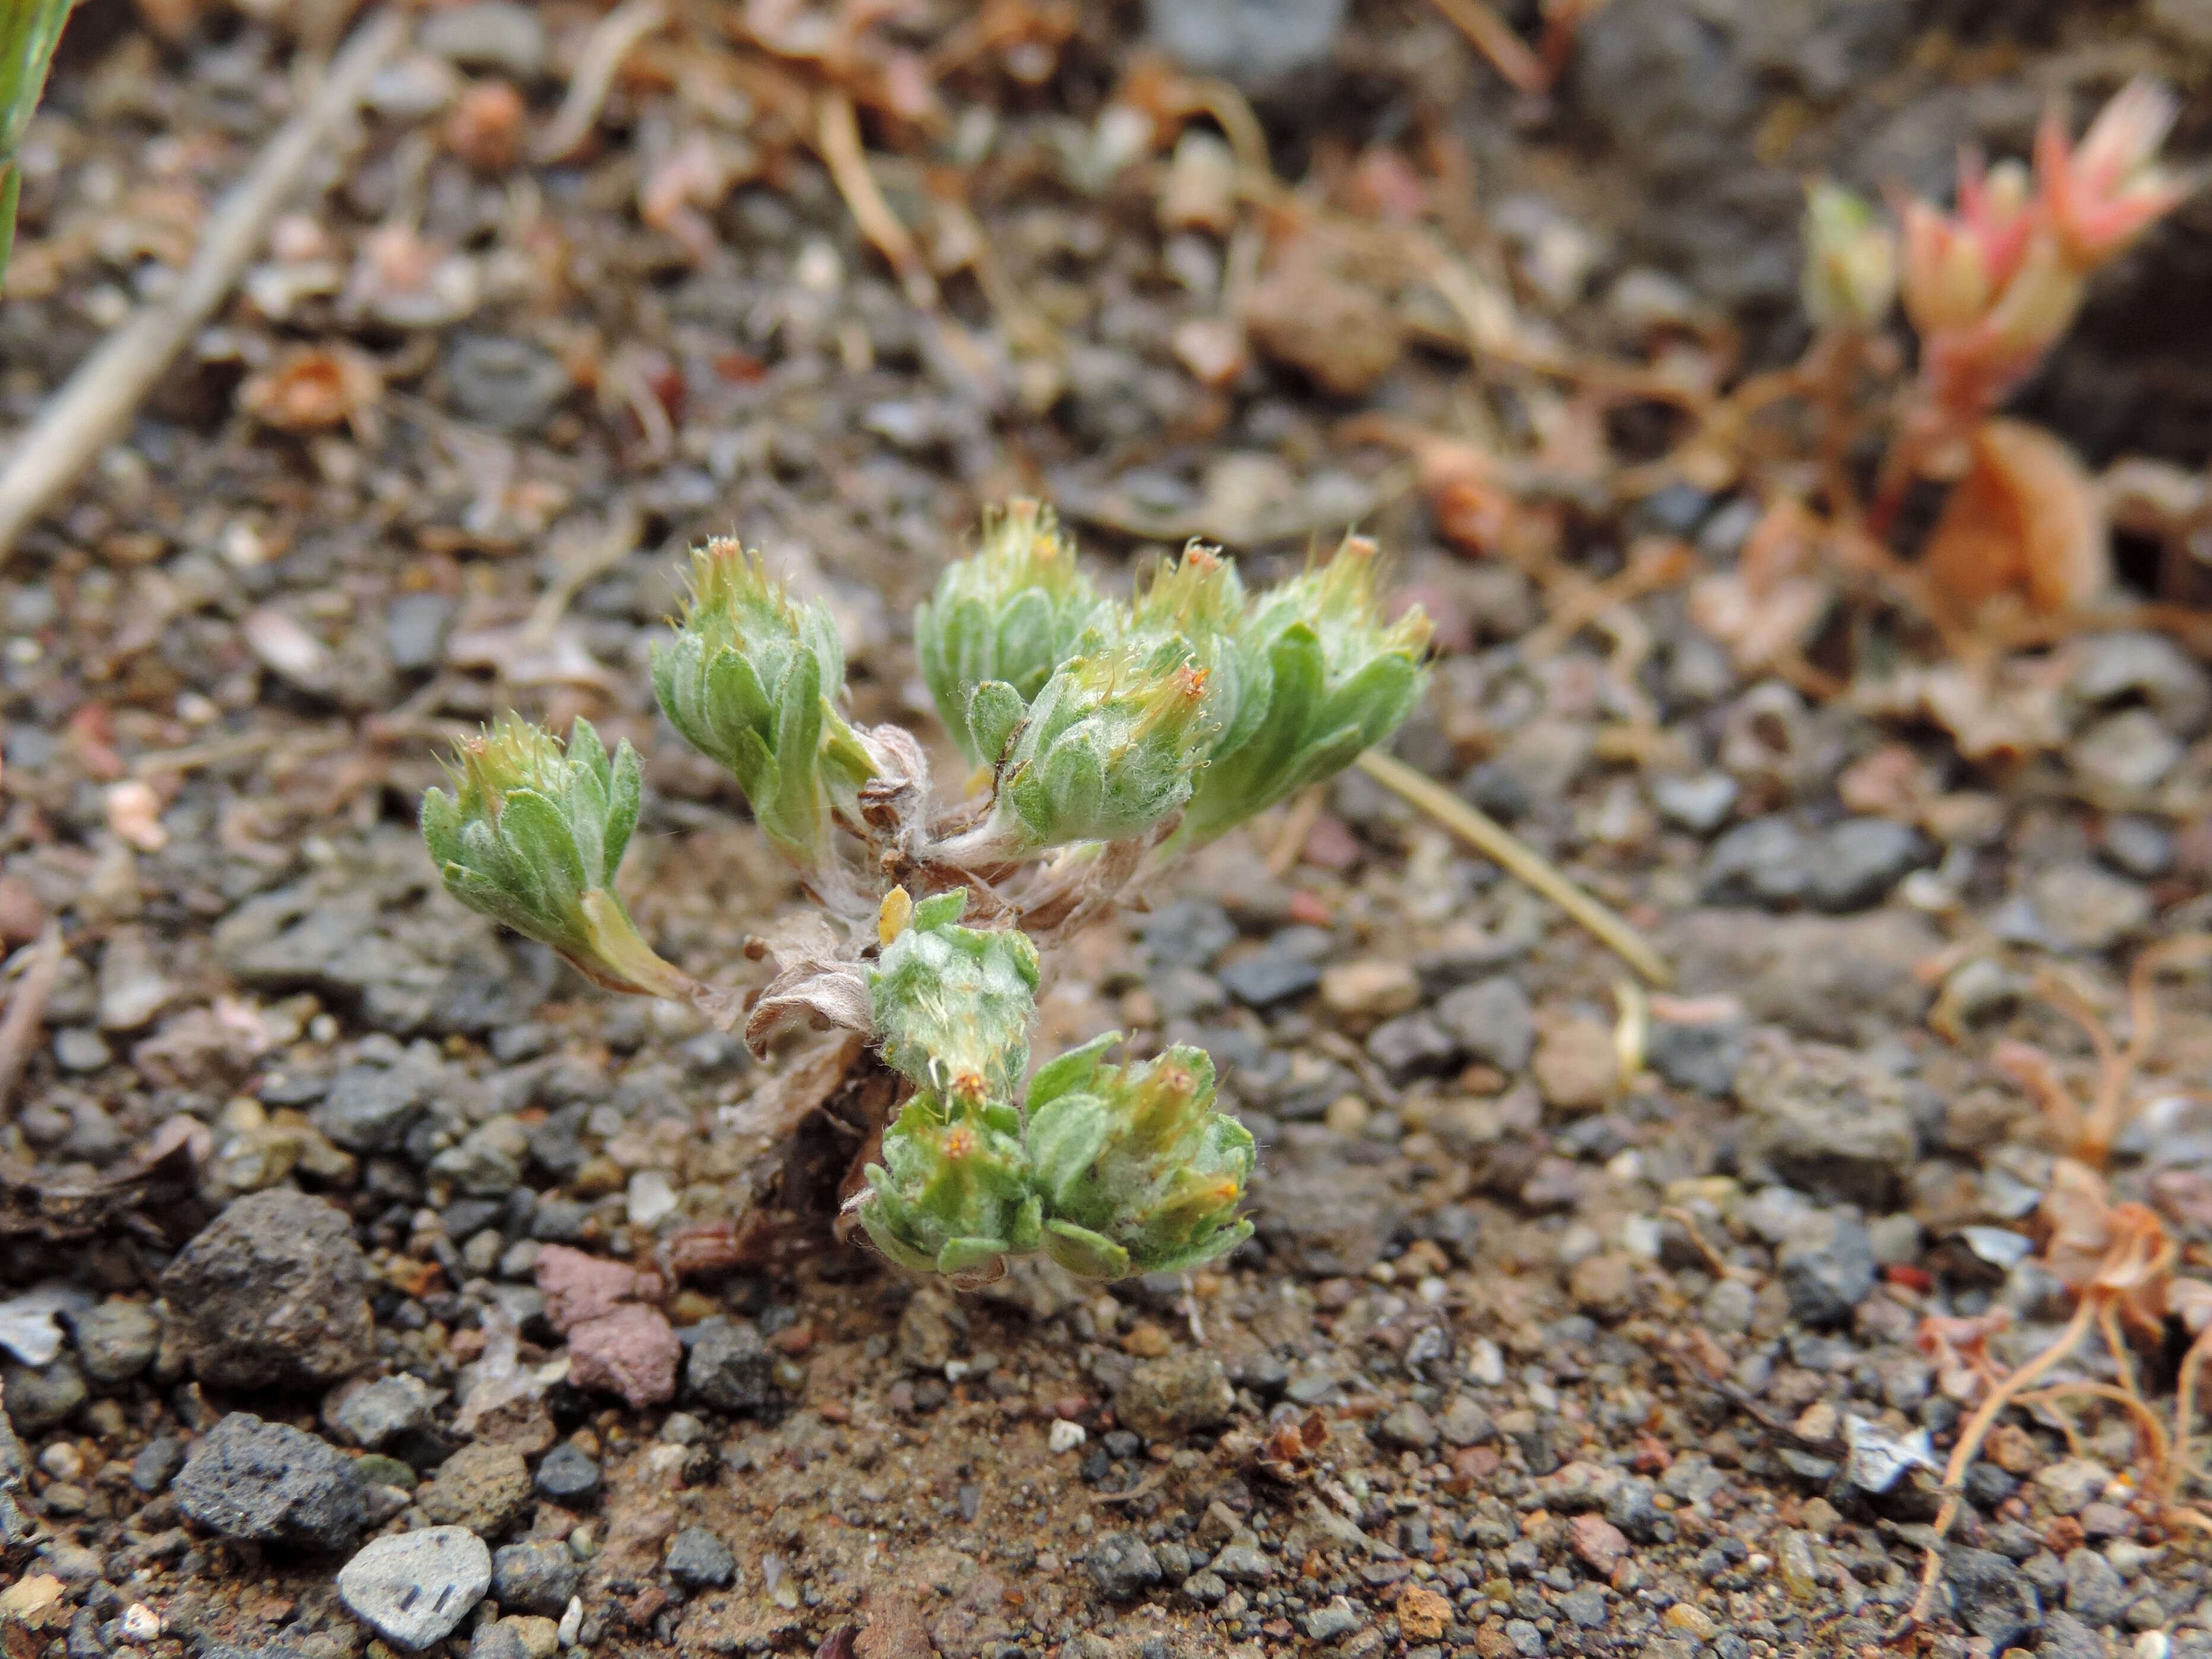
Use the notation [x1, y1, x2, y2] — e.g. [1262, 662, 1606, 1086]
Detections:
[423, 503, 1430, 1281]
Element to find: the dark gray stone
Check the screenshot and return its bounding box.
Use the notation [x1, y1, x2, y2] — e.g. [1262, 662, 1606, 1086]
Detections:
[1434, 976, 1535, 1073]
[0, 1381, 29, 1546]
[327, 1374, 434, 1450]
[1701, 818, 1810, 908]
[1439, 1395, 1496, 1447]
[2062, 1547, 2129, 1626]
[1366, 1013, 1458, 1084]
[159, 1189, 375, 1390]
[385, 591, 456, 675]
[1218, 950, 1321, 1008]
[469, 1625, 530, 1659]
[1665, 908, 1940, 1046]
[173, 1412, 368, 1550]
[1645, 1018, 1746, 1097]
[1210, 1540, 1275, 1582]
[1113, 1350, 1234, 1439]
[313, 1064, 427, 1153]
[1143, 0, 1346, 93]
[337, 1525, 492, 1649]
[446, 337, 569, 434]
[2037, 1611, 2109, 1659]
[1945, 1546, 2041, 1649]
[1808, 819, 1927, 913]
[683, 1318, 776, 1414]
[665, 1527, 737, 1592]
[417, 1, 548, 75]
[2, 1356, 85, 1431]
[1778, 1214, 1877, 1326]
[68, 1299, 160, 1385]
[1560, 1586, 1608, 1628]
[1377, 1401, 1438, 1451]
[2103, 815, 2174, 879]
[132, 1436, 187, 1493]
[1651, 772, 1737, 834]
[1304, 1597, 1362, 1640]
[532, 1442, 602, 1506]
[491, 1540, 580, 1615]
[1735, 1035, 1916, 1211]
[1086, 1532, 1162, 1600]
[1251, 1151, 1394, 1277]
[1605, 1477, 1661, 1543]
[1140, 898, 1236, 969]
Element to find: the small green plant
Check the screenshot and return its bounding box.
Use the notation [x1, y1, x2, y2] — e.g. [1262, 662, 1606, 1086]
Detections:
[0, 0, 76, 289]
[422, 504, 1430, 1282]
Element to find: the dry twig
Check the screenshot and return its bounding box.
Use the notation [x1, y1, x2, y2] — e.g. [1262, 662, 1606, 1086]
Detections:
[0, 922, 62, 1115]
[1423, 0, 1547, 93]
[0, 8, 405, 562]
[1355, 750, 1672, 985]
[533, 0, 668, 163]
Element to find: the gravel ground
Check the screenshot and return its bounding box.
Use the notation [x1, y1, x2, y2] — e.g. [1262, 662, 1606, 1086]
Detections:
[4, 4, 2212, 1659]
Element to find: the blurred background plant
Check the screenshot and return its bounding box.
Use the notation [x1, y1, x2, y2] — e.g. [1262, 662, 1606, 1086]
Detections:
[0, 0, 75, 286]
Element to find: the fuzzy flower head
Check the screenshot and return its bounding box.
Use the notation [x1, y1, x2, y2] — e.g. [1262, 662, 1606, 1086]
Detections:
[1024, 1033, 1255, 1278]
[867, 888, 1042, 1106]
[857, 1092, 1042, 1277]
[1131, 542, 1271, 760]
[989, 640, 1214, 851]
[421, 715, 687, 999]
[2038, 77, 2187, 270]
[916, 499, 1118, 765]
[651, 541, 872, 868]
[1801, 182, 1898, 332]
[1174, 534, 1431, 846]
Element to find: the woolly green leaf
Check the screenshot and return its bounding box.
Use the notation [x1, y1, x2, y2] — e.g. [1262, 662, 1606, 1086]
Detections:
[965, 680, 1027, 767]
[1043, 1219, 1131, 1279]
[1025, 1029, 1119, 1113]
[604, 738, 642, 876]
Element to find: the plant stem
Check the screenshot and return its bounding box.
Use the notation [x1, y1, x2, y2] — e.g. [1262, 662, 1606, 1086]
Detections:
[1355, 750, 1673, 986]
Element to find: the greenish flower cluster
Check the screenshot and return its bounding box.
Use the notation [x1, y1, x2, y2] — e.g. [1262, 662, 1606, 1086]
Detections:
[1172, 537, 1432, 846]
[0, 0, 76, 287]
[1027, 1035, 1254, 1278]
[421, 716, 689, 1000]
[919, 514, 1431, 854]
[867, 888, 1040, 1105]
[422, 502, 1432, 1284]
[915, 500, 1116, 767]
[651, 541, 877, 870]
[856, 890, 1252, 1279]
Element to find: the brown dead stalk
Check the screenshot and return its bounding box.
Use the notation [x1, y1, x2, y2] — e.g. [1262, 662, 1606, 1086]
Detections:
[1893, 941, 2212, 1639]
[0, 9, 404, 562]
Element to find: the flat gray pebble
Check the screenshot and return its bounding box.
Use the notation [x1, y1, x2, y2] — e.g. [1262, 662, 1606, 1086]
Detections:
[337, 1525, 492, 1650]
